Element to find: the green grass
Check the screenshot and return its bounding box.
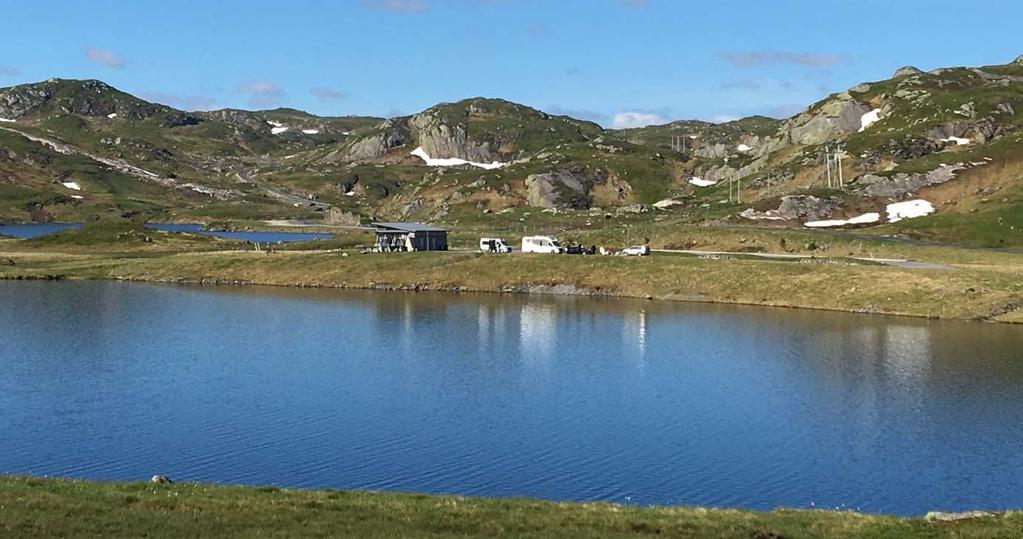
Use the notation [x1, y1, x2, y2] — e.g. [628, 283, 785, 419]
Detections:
[2, 476, 1021, 538]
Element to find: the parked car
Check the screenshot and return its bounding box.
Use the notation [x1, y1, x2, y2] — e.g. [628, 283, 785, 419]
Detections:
[479, 237, 512, 253]
[621, 245, 650, 256]
[522, 235, 563, 254]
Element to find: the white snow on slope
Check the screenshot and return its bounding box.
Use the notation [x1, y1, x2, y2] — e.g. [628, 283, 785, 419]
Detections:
[0, 118, 16, 123]
[689, 177, 717, 187]
[737, 144, 751, 152]
[941, 136, 971, 146]
[887, 200, 934, 222]
[859, 109, 882, 132]
[266, 120, 284, 127]
[107, 113, 118, 119]
[804, 212, 880, 228]
[410, 147, 505, 170]
[61, 181, 82, 191]
[70, 195, 84, 200]
[271, 126, 289, 135]
[302, 129, 320, 135]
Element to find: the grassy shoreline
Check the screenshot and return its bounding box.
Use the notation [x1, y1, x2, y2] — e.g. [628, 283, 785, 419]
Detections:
[0, 476, 1019, 538]
[1, 247, 1022, 323]
[1, 221, 1022, 324]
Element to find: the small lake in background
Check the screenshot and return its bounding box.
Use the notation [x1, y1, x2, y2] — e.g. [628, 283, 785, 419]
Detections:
[0, 222, 333, 242]
[1, 281, 1023, 515]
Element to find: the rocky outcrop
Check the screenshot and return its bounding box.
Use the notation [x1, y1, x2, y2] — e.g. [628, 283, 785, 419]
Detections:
[776, 195, 839, 221]
[854, 163, 965, 198]
[783, 92, 872, 145]
[524, 170, 589, 209]
[324, 208, 361, 226]
[344, 119, 409, 161]
[885, 136, 941, 161]
[408, 110, 498, 163]
[893, 66, 924, 78]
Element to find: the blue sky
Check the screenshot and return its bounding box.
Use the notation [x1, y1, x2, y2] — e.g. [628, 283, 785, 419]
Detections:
[1, 0, 1021, 127]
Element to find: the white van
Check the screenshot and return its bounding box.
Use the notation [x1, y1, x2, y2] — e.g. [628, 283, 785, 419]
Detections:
[479, 237, 512, 253]
[521, 235, 563, 254]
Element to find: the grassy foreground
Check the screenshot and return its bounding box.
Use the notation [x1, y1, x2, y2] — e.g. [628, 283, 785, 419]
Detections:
[1, 476, 1020, 538]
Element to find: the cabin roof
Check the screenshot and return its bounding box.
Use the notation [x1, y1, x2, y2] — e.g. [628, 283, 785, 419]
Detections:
[372, 222, 448, 233]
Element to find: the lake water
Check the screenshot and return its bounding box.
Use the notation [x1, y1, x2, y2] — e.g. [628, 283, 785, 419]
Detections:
[1, 281, 1022, 515]
[0, 222, 332, 242]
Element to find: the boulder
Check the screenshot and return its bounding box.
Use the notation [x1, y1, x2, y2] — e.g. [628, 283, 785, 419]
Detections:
[855, 164, 965, 198]
[323, 208, 361, 226]
[524, 170, 589, 209]
[777, 195, 839, 221]
[150, 475, 173, 484]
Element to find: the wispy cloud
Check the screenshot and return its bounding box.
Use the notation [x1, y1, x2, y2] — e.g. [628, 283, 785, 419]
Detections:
[719, 80, 761, 90]
[362, 0, 429, 12]
[310, 87, 347, 100]
[611, 111, 668, 129]
[717, 51, 845, 69]
[237, 81, 285, 108]
[84, 47, 125, 69]
[141, 92, 218, 111]
[0, 65, 21, 77]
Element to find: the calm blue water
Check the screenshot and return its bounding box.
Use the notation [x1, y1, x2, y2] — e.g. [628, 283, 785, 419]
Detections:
[0, 223, 81, 238]
[0, 223, 332, 242]
[1, 281, 1022, 515]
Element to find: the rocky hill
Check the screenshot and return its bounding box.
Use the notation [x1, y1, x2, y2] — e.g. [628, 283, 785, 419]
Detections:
[1, 55, 1021, 246]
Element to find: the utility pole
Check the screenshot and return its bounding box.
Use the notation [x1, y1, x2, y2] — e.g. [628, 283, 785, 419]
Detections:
[824, 144, 832, 188]
[836, 146, 844, 189]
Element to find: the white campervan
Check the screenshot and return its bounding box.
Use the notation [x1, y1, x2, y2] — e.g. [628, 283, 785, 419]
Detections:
[479, 237, 512, 253]
[521, 235, 563, 254]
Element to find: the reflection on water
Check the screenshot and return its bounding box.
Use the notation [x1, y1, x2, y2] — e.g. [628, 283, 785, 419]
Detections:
[1, 281, 1022, 515]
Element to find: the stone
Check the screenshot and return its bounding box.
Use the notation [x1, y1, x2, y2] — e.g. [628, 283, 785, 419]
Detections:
[855, 164, 965, 198]
[924, 511, 993, 522]
[323, 208, 361, 226]
[150, 475, 173, 484]
[776, 195, 839, 221]
[524, 170, 589, 209]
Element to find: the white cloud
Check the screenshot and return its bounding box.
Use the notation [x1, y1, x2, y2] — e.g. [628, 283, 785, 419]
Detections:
[611, 111, 668, 129]
[310, 87, 346, 100]
[85, 47, 125, 69]
[238, 80, 285, 108]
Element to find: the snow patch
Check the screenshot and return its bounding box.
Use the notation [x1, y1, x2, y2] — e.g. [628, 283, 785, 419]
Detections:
[941, 136, 971, 146]
[887, 200, 934, 222]
[737, 144, 752, 152]
[0, 118, 16, 123]
[302, 129, 320, 135]
[61, 181, 82, 191]
[271, 126, 289, 135]
[652, 198, 683, 209]
[804, 212, 881, 228]
[689, 177, 717, 187]
[410, 146, 505, 170]
[859, 109, 882, 132]
[107, 113, 118, 119]
[266, 120, 284, 127]
[70, 195, 84, 200]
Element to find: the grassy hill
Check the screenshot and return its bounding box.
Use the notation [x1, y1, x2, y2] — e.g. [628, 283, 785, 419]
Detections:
[2, 56, 1022, 248]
